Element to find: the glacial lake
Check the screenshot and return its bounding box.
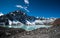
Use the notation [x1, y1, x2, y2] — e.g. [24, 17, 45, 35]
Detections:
[0, 25, 52, 31]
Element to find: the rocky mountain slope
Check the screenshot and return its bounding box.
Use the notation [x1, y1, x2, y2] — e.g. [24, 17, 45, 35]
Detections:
[0, 10, 36, 25]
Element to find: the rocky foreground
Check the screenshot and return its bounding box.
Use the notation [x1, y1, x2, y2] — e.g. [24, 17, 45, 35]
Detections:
[0, 25, 60, 38]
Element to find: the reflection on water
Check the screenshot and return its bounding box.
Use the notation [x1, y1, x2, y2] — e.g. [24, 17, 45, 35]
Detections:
[0, 25, 52, 31]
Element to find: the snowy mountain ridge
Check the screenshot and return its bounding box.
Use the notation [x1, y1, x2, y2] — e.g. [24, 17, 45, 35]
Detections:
[0, 10, 57, 25]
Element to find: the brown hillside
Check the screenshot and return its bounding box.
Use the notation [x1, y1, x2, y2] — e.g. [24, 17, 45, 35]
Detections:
[53, 18, 60, 25]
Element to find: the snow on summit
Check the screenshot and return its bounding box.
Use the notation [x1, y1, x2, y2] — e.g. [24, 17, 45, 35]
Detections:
[0, 12, 4, 16]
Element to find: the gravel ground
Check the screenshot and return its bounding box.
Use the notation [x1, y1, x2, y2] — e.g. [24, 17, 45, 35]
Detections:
[8, 28, 50, 38]
[0, 25, 60, 38]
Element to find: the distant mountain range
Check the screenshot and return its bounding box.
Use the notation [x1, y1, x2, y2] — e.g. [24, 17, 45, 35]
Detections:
[0, 10, 57, 25]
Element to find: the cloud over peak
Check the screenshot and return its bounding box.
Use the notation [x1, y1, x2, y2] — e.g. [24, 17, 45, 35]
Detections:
[24, 0, 29, 4]
[16, 5, 23, 8]
[16, 5, 29, 12]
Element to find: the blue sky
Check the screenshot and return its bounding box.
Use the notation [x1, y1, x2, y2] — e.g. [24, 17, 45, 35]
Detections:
[0, 0, 60, 18]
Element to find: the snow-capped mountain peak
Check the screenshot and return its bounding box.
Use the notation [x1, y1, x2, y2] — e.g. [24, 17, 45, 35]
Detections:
[0, 12, 4, 16]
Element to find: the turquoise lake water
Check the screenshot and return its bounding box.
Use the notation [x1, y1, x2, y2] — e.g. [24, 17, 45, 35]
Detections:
[0, 25, 52, 31]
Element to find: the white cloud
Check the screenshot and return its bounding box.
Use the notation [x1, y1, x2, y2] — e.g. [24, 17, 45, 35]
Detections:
[24, 0, 29, 4]
[16, 5, 29, 12]
[24, 7, 29, 12]
[16, 5, 23, 8]
[16, 0, 30, 12]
